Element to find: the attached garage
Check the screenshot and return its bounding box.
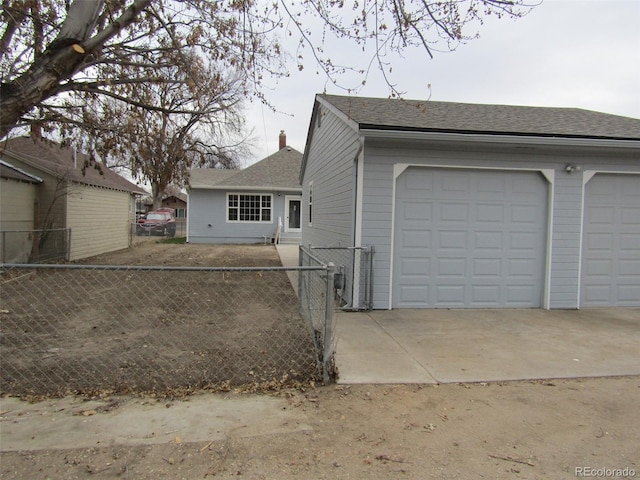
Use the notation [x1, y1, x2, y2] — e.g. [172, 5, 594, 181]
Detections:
[393, 167, 549, 308]
[580, 173, 640, 307]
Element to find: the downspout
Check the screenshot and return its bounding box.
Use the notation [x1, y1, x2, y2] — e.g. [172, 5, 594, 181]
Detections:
[185, 190, 190, 243]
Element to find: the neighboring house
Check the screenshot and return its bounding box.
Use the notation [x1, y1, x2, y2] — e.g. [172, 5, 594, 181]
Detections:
[0, 136, 146, 261]
[141, 185, 188, 218]
[188, 132, 303, 244]
[0, 160, 43, 262]
[300, 94, 640, 310]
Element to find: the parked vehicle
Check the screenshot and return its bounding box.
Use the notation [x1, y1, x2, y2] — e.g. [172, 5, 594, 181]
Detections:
[136, 210, 176, 237]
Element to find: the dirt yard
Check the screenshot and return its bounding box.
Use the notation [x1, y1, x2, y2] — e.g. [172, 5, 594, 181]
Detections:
[2, 242, 638, 478]
[1, 377, 639, 479]
[0, 242, 317, 397]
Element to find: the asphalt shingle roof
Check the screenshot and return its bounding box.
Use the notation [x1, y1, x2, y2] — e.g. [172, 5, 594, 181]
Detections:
[190, 146, 302, 190]
[1, 136, 146, 194]
[319, 94, 640, 140]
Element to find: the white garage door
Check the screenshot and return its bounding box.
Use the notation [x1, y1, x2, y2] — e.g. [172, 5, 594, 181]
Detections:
[393, 167, 548, 308]
[581, 174, 640, 307]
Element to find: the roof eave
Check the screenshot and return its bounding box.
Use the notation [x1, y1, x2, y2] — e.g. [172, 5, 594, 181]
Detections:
[359, 127, 640, 150]
[189, 184, 302, 191]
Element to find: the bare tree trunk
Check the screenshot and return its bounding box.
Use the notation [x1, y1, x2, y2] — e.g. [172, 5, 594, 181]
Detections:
[0, 0, 151, 139]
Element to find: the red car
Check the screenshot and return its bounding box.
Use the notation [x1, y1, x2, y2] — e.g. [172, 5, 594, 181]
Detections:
[136, 209, 176, 237]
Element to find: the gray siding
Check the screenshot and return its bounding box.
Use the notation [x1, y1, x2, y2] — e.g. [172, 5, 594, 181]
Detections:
[301, 106, 359, 248]
[188, 188, 297, 244]
[548, 172, 583, 308]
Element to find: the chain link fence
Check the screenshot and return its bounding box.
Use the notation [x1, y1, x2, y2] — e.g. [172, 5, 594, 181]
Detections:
[0, 229, 71, 264]
[131, 219, 187, 241]
[298, 247, 338, 383]
[305, 246, 374, 310]
[0, 261, 333, 398]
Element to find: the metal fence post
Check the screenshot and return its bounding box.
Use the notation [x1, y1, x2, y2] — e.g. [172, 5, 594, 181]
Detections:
[298, 246, 303, 314]
[323, 262, 336, 383]
[66, 228, 72, 261]
[367, 246, 375, 310]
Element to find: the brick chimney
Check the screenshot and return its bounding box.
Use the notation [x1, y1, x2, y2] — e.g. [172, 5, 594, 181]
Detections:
[279, 130, 286, 150]
[31, 123, 41, 139]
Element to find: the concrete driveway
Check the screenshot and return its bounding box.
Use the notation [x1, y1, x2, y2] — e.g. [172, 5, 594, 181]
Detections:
[334, 308, 640, 384]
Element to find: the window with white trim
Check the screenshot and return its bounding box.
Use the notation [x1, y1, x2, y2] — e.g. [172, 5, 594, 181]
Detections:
[308, 181, 313, 226]
[227, 193, 272, 222]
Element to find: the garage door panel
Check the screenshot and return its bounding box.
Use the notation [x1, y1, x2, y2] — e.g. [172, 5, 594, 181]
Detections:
[402, 230, 431, 248]
[588, 206, 615, 224]
[585, 232, 614, 249]
[476, 203, 505, 222]
[620, 260, 640, 275]
[401, 258, 429, 276]
[622, 207, 640, 223]
[506, 286, 535, 304]
[581, 174, 640, 307]
[442, 174, 470, 192]
[435, 285, 465, 305]
[474, 231, 503, 248]
[511, 205, 540, 223]
[440, 203, 469, 222]
[512, 175, 542, 194]
[619, 286, 640, 303]
[621, 234, 639, 251]
[394, 168, 547, 308]
[473, 259, 501, 276]
[404, 201, 432, 220]
[400, 286, 429, 304]
[439, 231, 468, 249]
[508, 259, 537, 276]
[477, 176, 506, 193]
[510, 232, 539, 249]
[437, 258, 466, 276]
[472, 286, 501, 303]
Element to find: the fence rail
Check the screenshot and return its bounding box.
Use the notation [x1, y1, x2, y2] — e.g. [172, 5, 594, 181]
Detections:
[0, 260, 334, 398]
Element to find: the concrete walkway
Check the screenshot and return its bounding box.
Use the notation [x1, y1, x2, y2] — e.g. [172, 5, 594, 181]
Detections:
[335, 308, 640, 384]
[276, 244, 300, 294]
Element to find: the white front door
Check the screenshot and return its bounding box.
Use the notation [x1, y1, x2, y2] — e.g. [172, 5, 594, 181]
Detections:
[284, 196, 302, 233]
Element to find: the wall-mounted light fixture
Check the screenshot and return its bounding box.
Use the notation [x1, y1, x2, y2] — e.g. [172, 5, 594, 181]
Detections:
[565, 163, 581, 174]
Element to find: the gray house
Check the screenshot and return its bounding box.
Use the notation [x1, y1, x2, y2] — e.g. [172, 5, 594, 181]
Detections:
[300, 94, 640, 310]
[188, 133, 303, 244]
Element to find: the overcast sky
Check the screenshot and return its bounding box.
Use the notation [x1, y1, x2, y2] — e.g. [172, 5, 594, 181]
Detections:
[242, 0, 640, 165]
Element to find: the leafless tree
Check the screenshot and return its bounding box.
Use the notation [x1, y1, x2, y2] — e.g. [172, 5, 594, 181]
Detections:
[0, 0, 536, 140]
[73, 49, 249, 209]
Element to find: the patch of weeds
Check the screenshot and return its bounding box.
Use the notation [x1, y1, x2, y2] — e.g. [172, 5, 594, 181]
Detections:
[158, 237, 186, 244]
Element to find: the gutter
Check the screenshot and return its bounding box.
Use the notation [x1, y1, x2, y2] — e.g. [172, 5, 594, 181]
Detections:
[359, 128, 640, 150]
